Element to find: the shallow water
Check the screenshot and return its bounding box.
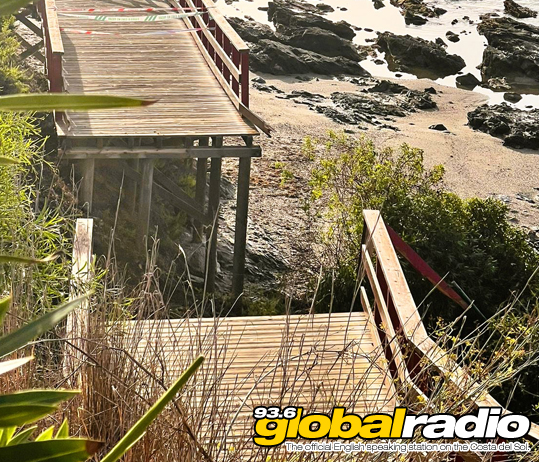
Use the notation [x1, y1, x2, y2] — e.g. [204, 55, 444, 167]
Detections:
[220, 0, 539, 108]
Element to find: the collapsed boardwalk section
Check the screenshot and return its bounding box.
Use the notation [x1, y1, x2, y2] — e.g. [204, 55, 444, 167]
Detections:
[39, 0, 266, 294]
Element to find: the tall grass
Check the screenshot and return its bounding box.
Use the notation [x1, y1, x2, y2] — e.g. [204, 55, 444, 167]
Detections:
[51, 237, 539, 461]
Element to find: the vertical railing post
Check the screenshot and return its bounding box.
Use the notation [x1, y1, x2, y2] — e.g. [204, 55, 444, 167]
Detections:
[231, 48, 240, 96]
[240, 51, 249, 107]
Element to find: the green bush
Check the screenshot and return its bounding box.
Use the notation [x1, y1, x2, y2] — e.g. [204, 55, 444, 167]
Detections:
[305, 132, 539, 321]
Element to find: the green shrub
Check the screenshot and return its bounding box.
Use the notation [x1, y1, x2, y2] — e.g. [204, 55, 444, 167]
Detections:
[305, 132, 539, 322]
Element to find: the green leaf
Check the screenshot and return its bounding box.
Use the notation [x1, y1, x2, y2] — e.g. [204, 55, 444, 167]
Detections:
[0, 427, 16, 447]
[0, 404, 58, 427]
[0, 294, 88, 359]
[7, 426, 37, 446]
[36, 426, 55, 441]
[0, 0, 34, 16]
[0, 439, 101, 462]
[0, 157, 19, 166]
[0, 390, 79, 407]
[0, 296, 11, 326]
[0, 356, 33, 376]
[0, 254, 59, 265]
[0, 94, 155, 112]
[56, 419, 69, 439]
[100, 356, 204, 462]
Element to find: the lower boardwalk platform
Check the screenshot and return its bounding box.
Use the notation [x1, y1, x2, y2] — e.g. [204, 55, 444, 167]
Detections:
[123, 312, 396, 455]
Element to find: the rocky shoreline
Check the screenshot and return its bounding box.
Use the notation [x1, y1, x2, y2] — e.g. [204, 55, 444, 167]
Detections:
[213, 0, 539, 289]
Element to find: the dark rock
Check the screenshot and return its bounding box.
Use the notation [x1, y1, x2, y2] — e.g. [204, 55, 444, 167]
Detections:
[250, 40, 370, 75]
[374, 59, 385, 65]
[435, 37, 447, 47]
[404, 10, 427, 25]
[368, 80, 437, 109]
[451, 19, 458, 25]
[372, 0, 385, 9]
[258, 6, 269, 11]
[253, 82, 285, 93]
[424, 86, 437, 94]
[377, 32, 466, 78]
[286, 90, 325, 101]
[278, 26, 366, 61]
[227, 17, 277, 42]
[252, 77, 266, 84]
[446, 31, 460, 42]
[429, 123, 448, 131]
[390, 0, 444, 21]
[268, 0, 355, 40]
[504, 92, 523, 102]
[364, 28, 374, 32]
[467, 103, 539, 149]
[504, 0, 537, 19]
[456, 73, 481, 89]
[316, 3, 334, 13]
[478, 17, 539, 89]
[488, 77, 512, 91]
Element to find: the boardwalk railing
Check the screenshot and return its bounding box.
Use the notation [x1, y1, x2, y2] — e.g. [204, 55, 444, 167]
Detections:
[172, 0, 271, 134]
[37, 0, 63, 93]
[360, 210, 539, 458]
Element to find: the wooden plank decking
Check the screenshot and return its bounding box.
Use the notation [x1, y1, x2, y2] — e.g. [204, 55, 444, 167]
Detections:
[54, 0, 258, 138]
[125, 312, 396, 446]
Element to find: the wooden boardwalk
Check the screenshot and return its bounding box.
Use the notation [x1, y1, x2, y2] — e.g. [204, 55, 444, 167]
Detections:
[54, 0, 258, 138]
[38, 0, 267, 296]
[128, 312, 396, 449]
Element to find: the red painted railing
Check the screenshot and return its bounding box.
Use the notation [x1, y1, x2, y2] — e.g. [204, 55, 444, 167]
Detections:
[172, 0, 250, 108]
[37, 0, 64, 93]
[360, 210, 539, 460]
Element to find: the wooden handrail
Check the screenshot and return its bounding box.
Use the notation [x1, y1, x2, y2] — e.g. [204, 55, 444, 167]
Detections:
[361, 209, 539, 444]
[169, 0, 273, 135]
[38, 0, 64, 94]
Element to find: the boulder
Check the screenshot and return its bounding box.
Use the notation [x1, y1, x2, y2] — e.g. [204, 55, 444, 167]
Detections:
[429, 123, 448, 131]
[390, 0, 445, 22]
[504, 92, 523, 102]
[227, 17, 277, 42]
[372, 0, 385, 9]
[268, 0, 355, 40]
[377, 32, 466, 78]
[446, 31, 460, 42]
[278, 27, 365, 61]
[504, 0, 537, 19]
[478, 17, 539, 89]
[316, 3, 334, 13]
[456, 73, 481, 89]
[250, 40, 370, 75]
[468, 103, 539, 150]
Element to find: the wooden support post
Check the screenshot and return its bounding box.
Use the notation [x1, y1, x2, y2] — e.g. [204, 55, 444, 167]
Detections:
[124, 159, 139, 214]
[79, 158, 95, 214]
[232, 154, 252, 301]
[64, 218, 93, 387]
[206, 138, 222, 293]
[138, 159, 154, 246]
[194, 137, 209, 243]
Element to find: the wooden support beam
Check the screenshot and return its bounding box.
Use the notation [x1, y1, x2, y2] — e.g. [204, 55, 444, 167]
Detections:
[206, 138, 222, 293]
[79, 158, 95, 214]
[138, 159, 154, 246]
[194, 137, 209, 243]
[232, 150, 252, 301]
[61, 146, 262, 160]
